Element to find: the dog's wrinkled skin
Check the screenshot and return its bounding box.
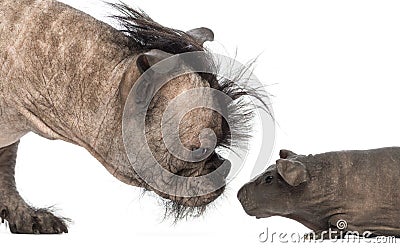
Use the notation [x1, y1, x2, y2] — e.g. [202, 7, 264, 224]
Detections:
[238, 148, 400, 239]
[0, 0, 264, 233]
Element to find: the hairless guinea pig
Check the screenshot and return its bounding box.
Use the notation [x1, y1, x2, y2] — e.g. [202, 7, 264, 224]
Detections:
[238, 147, 400, 239]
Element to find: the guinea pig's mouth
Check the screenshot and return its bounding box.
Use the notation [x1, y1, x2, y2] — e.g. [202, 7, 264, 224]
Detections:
[237, 187, 258, 216]
[237, 185, 273, 219]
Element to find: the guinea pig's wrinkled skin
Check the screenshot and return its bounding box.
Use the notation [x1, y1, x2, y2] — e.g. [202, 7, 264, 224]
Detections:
[238, 148, 400, 239]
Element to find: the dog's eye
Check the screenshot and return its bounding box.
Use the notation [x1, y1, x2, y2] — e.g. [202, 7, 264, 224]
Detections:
[192, 147, 209, 159]
[265, 175, 274, 184]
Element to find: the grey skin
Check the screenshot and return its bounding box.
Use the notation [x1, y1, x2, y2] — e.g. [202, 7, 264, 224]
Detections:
[0, 0, 231, 233]
[238, 148, 400, 239]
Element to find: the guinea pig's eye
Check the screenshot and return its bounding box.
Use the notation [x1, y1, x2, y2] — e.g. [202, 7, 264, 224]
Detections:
[265, 175, 274, 184]
[192, 147, 209, 159]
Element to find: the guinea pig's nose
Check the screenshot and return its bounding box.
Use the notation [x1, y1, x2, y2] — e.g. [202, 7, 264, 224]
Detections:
[237, 186, 247, 202]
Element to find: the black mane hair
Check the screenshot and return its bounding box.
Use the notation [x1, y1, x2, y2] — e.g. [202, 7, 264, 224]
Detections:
[108, 2, 204, 54]
[109, 2, 271, 221]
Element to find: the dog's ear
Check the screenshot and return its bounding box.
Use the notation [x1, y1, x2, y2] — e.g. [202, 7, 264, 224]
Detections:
[119, 49, 174, 103]
[136, 49, 174, 73]
[186, 27, 214, 45]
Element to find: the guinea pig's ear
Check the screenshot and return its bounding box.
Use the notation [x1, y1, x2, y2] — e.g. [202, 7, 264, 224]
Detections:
[279, 149, 297, 159]
[276, 159, 309, 186]
[186, 27, 214, 45]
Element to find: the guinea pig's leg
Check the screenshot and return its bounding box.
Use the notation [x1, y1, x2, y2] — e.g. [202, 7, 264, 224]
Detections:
[303, 215, 350, 240]
[326, 214, 352, 239]
[0, 141, 68, 234]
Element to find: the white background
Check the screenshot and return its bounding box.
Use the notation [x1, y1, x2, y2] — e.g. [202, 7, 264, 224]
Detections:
[1, 0, 400, 247]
